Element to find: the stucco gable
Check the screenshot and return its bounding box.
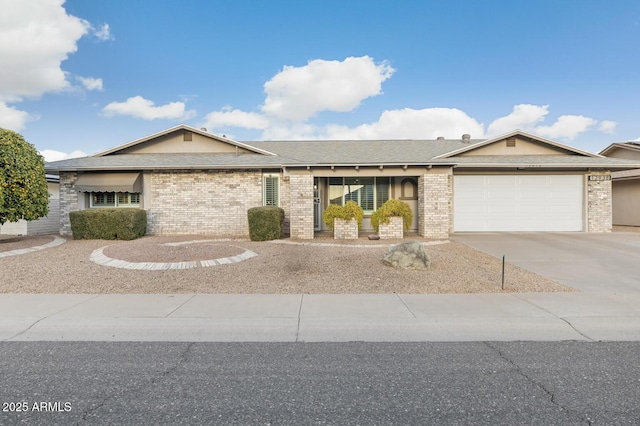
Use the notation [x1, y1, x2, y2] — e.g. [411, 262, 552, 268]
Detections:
[94, 124, 275, 157]
[599, 142, 640, 160]
[435, 130, 600, 159]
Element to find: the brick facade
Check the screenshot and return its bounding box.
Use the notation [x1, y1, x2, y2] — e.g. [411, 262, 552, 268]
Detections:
[378, 216, 404, 239]
[333, 218, 358, 239]
[417, 173, 452, 239]
[279, 174, 291, 235]
[55, 168, 613, 239]
[289, 174, 314, 239]
[146, 170, 262, 236]
[59, 171, 79, 236]
[587, 172, 613, 232]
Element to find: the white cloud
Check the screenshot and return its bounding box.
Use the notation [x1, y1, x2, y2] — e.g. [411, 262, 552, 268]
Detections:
[323, 108, 484, 140]
[0, 102, 33, 132]
[598, 120, 617, 134]
[487, 104, 549, 137]
[40, 149, 86, 162]
[0, 0, 91, 102]
[199, 56, 615, 144]
[535, 115, 598, 139]
[202, 107, 269, 130]
[92, 23, 113, 41]
[261, 56, 394, 121]
[102, 96, 196, 120]
[78, 76, 103, 91]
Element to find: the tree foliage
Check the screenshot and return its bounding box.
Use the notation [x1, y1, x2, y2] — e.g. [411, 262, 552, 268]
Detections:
[0, 128, 49, 225]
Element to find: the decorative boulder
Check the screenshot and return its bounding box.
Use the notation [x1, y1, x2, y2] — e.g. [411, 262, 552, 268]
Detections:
[382, 241, 431, 270]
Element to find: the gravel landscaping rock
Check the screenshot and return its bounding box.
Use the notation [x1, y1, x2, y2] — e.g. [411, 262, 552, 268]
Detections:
[0, 234, 573, 294]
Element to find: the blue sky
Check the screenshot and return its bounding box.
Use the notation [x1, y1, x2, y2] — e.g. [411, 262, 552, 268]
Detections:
[1, 0, 640, 161]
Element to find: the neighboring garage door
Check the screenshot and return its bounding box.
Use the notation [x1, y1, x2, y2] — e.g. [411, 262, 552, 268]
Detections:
[454, 175, 584, 231]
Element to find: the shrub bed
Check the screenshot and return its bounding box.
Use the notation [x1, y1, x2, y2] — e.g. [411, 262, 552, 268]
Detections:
[322, 201, 364, 230]
[69, 208, 147, 240]
[247, 206, 284, 241]
[371, 199, 413, 232]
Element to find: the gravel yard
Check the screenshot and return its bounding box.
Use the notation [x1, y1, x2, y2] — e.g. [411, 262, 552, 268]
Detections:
[0, 234, 572, 294]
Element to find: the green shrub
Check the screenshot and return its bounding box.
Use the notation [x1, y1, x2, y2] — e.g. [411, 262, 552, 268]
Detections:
[69, 208, 147, 240]
[247, 206, 284, 241]
[322, 201, 364, 230]
[371, 199, 413, 232]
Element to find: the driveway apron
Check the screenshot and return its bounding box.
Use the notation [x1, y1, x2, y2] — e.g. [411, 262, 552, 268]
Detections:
[452, 232, 640, 293]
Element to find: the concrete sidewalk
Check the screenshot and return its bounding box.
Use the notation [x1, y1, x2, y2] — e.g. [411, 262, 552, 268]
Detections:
[2, 292, 640, 342]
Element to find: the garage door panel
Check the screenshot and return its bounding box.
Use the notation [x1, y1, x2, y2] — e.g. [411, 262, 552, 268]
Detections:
[486, 191, 517, 201]
[454, 175, 583, 232]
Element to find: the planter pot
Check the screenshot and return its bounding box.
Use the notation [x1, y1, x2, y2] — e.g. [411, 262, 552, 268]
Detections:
[333, 218, 358, 240]
[378, 216, 404, 239]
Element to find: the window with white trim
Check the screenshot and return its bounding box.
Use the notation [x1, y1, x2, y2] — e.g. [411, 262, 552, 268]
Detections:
[90, 192, 140, 208]
[263, 175, 279, 206]
[329, 177, 390, 213]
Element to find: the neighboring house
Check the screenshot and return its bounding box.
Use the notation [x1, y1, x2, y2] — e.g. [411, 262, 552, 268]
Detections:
[599, 142, 640, 226]
[0, 175, 60, 236]
[44, 125, 640, 239]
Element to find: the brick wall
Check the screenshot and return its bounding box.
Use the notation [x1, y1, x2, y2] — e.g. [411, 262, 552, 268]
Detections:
[279, 174, 291, 235]
[333, 218, 358, 239]
[289, 174, 314, 239]
[146, 170, 262, 236]
[378, 216, 404, 239]
[59, 171, 79, 236]
[418, 174, 452, 239]
[587, 172, 612, 232]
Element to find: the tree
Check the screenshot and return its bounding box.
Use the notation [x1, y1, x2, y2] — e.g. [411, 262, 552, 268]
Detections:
[0, 128, 49, 225]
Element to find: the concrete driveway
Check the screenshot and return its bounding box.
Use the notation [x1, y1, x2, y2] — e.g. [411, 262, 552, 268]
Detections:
[451, 232, 640, 293]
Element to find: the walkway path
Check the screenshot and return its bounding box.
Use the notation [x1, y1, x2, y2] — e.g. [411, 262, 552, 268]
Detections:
[1, 292, 639, 342]
[0, 236, 65, 259]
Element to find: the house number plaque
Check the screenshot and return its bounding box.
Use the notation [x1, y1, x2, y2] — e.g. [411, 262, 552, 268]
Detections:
[588, 175, 611, 181]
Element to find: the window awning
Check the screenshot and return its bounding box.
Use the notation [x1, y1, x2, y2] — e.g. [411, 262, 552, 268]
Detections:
[75, 173, 142, 193]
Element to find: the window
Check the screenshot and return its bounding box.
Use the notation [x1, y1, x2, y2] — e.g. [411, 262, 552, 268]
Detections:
[329, 177, 389, 213]
[400, 178, 418, 200]
[91, 192, 140, 208]
[263, 175, 279, 206]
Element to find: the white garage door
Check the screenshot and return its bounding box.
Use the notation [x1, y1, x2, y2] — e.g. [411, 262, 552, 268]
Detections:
[454, 175, 584, 231]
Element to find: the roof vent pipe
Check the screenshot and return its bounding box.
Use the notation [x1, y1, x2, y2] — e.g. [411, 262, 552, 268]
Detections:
[436, 136, 445, 141]
[462, 134, 471, 143]
[200, 127, 208, 132]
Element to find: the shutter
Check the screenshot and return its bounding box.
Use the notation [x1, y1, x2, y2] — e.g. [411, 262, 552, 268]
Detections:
[264, 176, 279, 206]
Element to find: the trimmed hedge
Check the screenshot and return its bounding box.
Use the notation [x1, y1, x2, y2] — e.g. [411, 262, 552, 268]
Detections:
[69, 208, 147, 240]
[247, 206, 284, 241]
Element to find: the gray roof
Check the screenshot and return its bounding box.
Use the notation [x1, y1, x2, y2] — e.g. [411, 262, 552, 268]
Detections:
[45, 153, 294, 172]
[446, 155, 640, 170]
[45, 137, 640, 173]
[247, 139, 479, 165]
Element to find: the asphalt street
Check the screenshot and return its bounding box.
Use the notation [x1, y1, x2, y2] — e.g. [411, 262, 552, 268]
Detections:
[1, 341, 639, 425]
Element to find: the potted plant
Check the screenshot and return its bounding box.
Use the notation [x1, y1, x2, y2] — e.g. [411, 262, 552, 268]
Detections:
[371, 199, 413, 239]
[322, 201, 364, 239]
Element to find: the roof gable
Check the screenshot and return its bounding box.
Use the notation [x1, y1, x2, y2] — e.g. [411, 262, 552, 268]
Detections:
[599, 142, 640, 160]
[435, 130, 600, 159]
[94, 124, 275, 157]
